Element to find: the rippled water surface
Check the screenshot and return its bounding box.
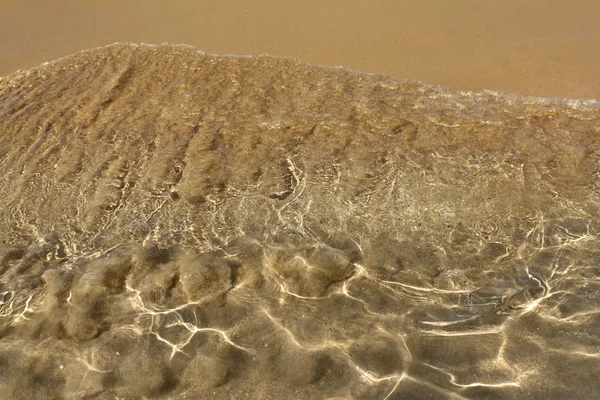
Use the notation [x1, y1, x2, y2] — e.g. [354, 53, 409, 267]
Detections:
[0, 44, 599, 399]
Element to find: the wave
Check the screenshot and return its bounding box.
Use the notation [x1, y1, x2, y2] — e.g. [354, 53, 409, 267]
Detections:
[0, 43, 599, 399]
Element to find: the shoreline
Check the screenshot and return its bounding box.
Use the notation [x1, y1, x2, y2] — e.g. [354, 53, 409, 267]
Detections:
[3, 42, 600, 106]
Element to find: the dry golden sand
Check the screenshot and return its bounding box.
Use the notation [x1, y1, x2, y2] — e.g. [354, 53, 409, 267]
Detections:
[1, 0, 600, 99]
[0, 43, 600, 399]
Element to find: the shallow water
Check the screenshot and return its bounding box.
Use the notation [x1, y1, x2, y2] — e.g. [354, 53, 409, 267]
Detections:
[0, 43, 599, 399]
[2, 0, 600, 100]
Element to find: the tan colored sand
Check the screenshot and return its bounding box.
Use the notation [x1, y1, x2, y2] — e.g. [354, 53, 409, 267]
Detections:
[1, 0, 599, 99]
[1, 43, 599, 399]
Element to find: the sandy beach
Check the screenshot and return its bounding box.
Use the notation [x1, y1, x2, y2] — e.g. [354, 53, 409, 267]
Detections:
[1, 0, 599, 99]
[1, 43, 599, 399]
[1, 3, 600, 400]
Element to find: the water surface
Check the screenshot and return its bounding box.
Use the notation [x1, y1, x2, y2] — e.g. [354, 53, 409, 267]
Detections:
[2, 0, 600, 99]
[0, 44, 599, 399]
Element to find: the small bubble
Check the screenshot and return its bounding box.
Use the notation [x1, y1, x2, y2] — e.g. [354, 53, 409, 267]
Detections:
[59, 365, 64, 370]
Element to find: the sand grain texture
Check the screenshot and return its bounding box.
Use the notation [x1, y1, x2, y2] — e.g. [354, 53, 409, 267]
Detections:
[0, 44, 600, 399]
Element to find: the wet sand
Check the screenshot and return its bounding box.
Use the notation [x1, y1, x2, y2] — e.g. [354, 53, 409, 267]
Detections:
[2, 3, 600, 399]
[1, 43, 599, 399]
[1, 0, 600, 100]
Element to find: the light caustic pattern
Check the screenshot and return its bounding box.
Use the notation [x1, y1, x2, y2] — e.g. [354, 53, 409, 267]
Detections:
[1, 143, 600, 399]
[1, 43, 600, 399]
[2, 208, 599, 399]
